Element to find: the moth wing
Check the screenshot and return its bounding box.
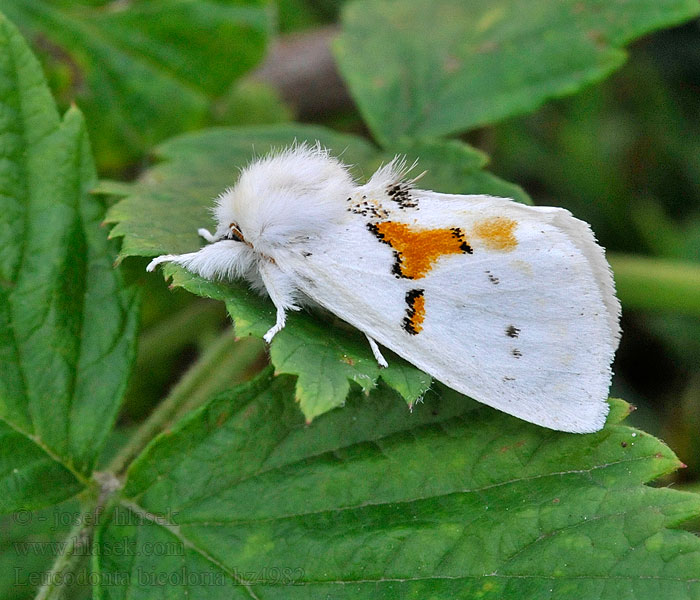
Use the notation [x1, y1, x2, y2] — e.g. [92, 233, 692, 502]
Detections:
[287, 190, 619, 433]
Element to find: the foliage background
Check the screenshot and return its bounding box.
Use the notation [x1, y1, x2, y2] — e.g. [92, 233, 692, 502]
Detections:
[2, 1, 700, 598]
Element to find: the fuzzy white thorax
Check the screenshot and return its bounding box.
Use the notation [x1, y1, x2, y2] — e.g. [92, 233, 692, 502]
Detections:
[212, 144, 355, 256]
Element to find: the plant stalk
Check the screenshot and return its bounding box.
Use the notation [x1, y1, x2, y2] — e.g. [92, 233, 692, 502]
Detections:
[609, 253, 700, 317]
[107, 328, 265, 476]
[34, 514, 88, 600]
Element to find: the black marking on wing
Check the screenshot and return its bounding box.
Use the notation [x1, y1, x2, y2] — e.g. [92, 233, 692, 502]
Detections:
[450, 227, 473, 254]
[367, 222, 407, 280]
[485, 270, 499, 285]
[387, 183, 418, 209]
[346, 196, 389, 220]
[402, 288, 425, 335]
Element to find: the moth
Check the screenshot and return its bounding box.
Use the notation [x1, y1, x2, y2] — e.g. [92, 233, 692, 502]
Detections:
[147, 144, 620, 433]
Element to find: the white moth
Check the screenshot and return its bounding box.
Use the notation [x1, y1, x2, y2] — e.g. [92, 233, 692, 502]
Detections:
[147, 144, 620, 433]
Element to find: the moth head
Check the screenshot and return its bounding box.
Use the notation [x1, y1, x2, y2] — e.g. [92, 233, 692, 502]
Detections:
[212, 143, 354, 254]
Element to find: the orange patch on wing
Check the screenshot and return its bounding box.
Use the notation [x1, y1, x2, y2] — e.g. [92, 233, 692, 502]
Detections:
[473, 217, 518, 251]
[369, 221, 472, 279]
[403, 289, 426, 335]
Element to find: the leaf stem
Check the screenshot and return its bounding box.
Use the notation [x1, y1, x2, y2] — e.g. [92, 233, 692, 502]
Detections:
[34, 472, 122, 600]
[34, 512, 89, 600]
[107, 328, 265, 475]
[171, 334, 266, 423]
[136, 299, 224, 369]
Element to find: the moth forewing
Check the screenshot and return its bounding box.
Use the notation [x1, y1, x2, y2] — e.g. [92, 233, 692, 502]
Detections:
[286, 193, 618, 433]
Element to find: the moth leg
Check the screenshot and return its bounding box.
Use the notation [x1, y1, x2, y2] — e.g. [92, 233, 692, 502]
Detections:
[197, 228, 218, 243]
[259, 263, 299, 344]
[263, 305, 286, 344]
[365, 334, 388, 368]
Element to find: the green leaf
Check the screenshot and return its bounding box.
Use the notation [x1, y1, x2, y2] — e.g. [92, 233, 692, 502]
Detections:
[0, 0, 272, 171]
[105, 124, 524, 421]
[276, 0, 343, 33]
[93, 371, 700, 598]
[0, 14, 139, 512]
[213, 79, 294, 127]
[334, 0, 700, 145]
[0, 424, 82, 512]
[0, 499, 91, 600]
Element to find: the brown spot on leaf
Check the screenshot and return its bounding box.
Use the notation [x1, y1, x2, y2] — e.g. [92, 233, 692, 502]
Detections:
[587, 30, 608, 48]
[33, 33, 85, 96]
[443, 55, 461, 73]
[476, 40, 498, 54]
